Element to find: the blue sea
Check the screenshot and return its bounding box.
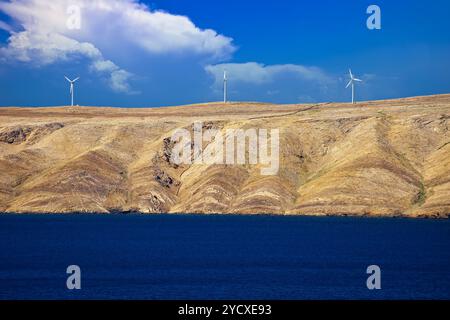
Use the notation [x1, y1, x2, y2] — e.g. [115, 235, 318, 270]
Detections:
[0, 214, 449, 300]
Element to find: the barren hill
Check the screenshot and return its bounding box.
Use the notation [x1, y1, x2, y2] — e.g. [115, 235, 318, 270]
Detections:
[1, 94, 449, 217]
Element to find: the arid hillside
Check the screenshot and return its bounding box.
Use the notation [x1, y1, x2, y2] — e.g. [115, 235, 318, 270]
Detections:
[1, 94, 449, 217]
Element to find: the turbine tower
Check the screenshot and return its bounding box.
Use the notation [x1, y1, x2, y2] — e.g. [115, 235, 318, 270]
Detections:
[223, 70, 228, 103]
[65, 76, 79, 107]
[346, 69, 362, 104]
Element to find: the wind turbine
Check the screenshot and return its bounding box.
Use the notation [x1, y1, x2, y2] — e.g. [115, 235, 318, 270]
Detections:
[223, 69, 228, 103]
[65, 76, 79, 107]
[346, 69, 362, 104]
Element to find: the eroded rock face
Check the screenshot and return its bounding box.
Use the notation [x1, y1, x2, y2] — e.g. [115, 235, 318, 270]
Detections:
[0, 123, 64, 145]
[154, 168, 179, 189]
[0, 95, 449, 217]
[0, 127, 32, 144]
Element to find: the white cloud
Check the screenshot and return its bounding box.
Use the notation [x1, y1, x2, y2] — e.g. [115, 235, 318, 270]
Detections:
[116, 6, 235, 58]
[0, 0, 235, 93]
[90, 59, 135, 93]
[205, 62, 336, 102]
[1, 31, 101, 64]
[90, 60, 118, 73]
[205, 62, 333, 86]
[109, 69, 134, 93]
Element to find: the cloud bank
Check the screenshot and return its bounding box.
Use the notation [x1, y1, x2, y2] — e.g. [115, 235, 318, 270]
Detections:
[205, 62, 337, 103]
[0, 0, 356, 104]
[0, 0, 235, 93]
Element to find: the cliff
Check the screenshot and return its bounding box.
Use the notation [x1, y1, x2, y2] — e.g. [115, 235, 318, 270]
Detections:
[1, 94, 449, 217]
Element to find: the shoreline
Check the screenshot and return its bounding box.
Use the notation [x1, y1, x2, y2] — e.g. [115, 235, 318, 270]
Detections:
[0, 211, 448, 219]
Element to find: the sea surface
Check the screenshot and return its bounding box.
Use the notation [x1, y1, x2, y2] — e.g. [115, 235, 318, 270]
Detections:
[0, 214, 449, 300]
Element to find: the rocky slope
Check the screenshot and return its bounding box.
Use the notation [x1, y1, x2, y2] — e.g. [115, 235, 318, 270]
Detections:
[0, 94, 449, 217]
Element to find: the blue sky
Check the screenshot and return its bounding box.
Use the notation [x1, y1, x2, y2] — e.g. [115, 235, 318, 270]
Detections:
[0, 0, 449, 107]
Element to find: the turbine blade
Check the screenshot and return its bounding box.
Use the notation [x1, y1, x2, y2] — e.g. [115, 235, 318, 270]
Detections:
[65, 76, 71, 82]
[349, 69, 353, 78]
[345, 80, 352, 88]
[354, 78, 362, 82]
[73, 77, 80, 82]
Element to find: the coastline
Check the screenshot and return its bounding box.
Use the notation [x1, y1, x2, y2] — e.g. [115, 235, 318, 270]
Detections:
[1, 94, 450, 218]
[0, 211, 448, 219]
